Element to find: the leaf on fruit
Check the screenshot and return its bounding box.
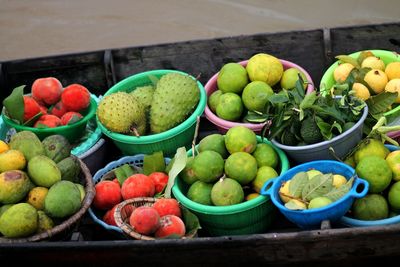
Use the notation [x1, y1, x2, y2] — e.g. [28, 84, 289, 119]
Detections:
[243, 111, 269, 123]
[300, 91, 317, 110]
[2, 85, 25, 124]
[143, 151, 166, 175]
[335, 55, 360, 68]
[114, 164, 136, 185]
[301, 173, 333, 201]
[23, 111, 42, 127]
[148, 75, 159, 87]
[366, 92, 397, 115]
[324, 177, 354, 202]
[182, 206, 201, 236]
[285, 199, 306, 210]
[164, 147, 187, 198]
[288, 172, 308, 198]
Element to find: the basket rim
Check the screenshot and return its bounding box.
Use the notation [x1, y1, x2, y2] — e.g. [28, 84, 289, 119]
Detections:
[0, 155, 95, 243]
[96, 69, 207, 144]
[171, 136, 290, 215]
[1, 96, 97, 134]
[114, 197, 197, 240]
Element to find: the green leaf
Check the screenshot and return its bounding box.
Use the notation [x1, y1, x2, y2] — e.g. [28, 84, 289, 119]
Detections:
[243, 111, 269, 123]
[366, 92, 397, 115]
[288, 172, 309, 198]
[143, 151, 166, 175]
[285, 199, 306, 210]
[357, 51, 374, 65]
[2, 85, 25, 124]
[268, 93, 289, 104]
[301, 173, 333, 201]
[165, 147, 187, 198]
[148, 75, 159, 87]
[300, 91, 317, 110]
[335, 55, 360, 68]
[324, 177, 354, 202]
[182, 206, 201, 237]
[316, 119, 333, 140]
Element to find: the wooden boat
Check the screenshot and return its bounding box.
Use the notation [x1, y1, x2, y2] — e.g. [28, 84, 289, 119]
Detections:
[1, 22, 400, 266]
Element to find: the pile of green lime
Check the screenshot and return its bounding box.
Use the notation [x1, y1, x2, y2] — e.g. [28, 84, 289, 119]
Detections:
[208, 53, 308, 122]
[345, 138, 400, 220]
[180, 125, 281, 206]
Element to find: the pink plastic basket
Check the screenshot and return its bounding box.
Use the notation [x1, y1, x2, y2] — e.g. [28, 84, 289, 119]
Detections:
[204, 59, 314, 134]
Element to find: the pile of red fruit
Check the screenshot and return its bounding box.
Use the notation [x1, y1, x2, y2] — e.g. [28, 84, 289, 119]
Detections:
[24, 77, 91, 128]
[93, 171, 186, 238]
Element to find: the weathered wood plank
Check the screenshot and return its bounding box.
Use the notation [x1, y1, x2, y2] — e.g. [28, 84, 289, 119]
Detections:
[112, 30, 325, 89]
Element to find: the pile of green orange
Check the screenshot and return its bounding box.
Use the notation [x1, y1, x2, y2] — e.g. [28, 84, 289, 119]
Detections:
[208, 53, 308, 122]
[345, 139, 400, 220]
[179, 125, 281, 206]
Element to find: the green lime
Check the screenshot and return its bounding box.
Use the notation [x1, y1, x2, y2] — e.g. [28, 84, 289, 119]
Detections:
[215, 92, 243, 121]
[187, 181, 213, 205]
[217, 63, 248, 94]
[208, 90, 223, 113]
[352, 194, 389, 220]
[241, 81, 273, 112]
[308, 197, 332, 209]
[225, 125, 257, 154]
[252, 143, 278, 169]
[280, 67, 307, 90]
[224, 152, 258, 185]
[211, 178, 244, 206]
[388, 181, 400, 212]
[356, 155, 392, 193]
[252, 166, 278, 193]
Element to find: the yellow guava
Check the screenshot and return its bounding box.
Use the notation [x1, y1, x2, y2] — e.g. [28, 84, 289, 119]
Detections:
[352, 82, 370, 101]
[333, 63, 354, 83]
[361, 56, 385, 71]
[364, 69, 388, 94]
[384, 78, 400, 103]
[385, 61, 400, 80]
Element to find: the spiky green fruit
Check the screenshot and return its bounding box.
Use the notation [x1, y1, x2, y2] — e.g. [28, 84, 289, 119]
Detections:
[150, 73, 200, 133]
[130, 85, 154, 110]
[97, 91, 146, 136]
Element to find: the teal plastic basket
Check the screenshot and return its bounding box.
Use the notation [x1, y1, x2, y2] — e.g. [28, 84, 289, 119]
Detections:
[172, 136, 289, 236]
[0, 94, 102, 157]
[96, 69, 207, 157]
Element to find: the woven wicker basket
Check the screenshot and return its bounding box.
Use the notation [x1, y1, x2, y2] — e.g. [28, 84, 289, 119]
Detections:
[0, 156, 95, 243]
[114, 197, 198, 240]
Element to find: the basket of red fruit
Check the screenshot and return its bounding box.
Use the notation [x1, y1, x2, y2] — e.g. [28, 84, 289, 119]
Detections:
[1, 77, 97, 143]
[88, 150, 200, 239]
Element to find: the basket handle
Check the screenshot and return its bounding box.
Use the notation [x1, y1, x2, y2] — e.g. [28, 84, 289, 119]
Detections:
[349, 177, 369, 198]
[260, 178, 277, 196]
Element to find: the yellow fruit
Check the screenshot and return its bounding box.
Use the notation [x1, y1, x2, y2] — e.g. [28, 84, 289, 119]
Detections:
[364, 69, 388, 94]
[286, 199, 307, 209]
[0, 140, 9, 154]
[279, 180, 292, 203]
[384, 78, 400, 103]
[361, 56, 385, 71]
[386, 150, 400, 182]
[333, 63, 354, 83]
[26, 187, 49, 210]
[385, 61, 400, 80]
[246, 53, 284, 86]
[332, 174, 347, 188]
[352, 82, 370, 101]
[306, 169, 322, 180]
[0, 149, 26, 172]
[246, 192, 260, 201]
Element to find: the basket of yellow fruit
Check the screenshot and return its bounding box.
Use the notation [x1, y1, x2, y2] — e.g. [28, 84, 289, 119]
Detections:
[260, 160, 368, 229]
[0, 131, 95, 242]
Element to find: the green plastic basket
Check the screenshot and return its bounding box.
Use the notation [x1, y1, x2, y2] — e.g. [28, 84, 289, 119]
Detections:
[319, 49, 400, 118]
[96, 69, 207, 157]
[172, 136, 290, 236]
[1, 96, 97, 143]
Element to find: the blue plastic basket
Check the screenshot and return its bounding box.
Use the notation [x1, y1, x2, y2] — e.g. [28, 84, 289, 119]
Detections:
[88, 154, 170, 236]
[261, 160, 369, 229]
[340, 144, 400, 227]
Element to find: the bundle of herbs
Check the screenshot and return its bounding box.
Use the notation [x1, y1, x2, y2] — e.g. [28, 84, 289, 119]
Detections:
[245, 76, 366, 146]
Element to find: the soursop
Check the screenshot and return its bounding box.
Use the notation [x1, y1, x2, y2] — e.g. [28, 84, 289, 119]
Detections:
[150, 73, 200, 133]
[130, 85, 154, 111]
[97, 92, 147, 136]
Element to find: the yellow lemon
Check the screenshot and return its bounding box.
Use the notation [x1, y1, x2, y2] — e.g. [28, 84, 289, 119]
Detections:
[246, 53, 283, 86]
[361, 56, 385, 71]
[364, 69, 388, 94]
[0, 140, 9, 154]
[0, 149, 26, 172]
[333, 63, 354, 83]
[384, 78, 400, 103]
[332, 174, 347, 188]
[246, 192, 260, 201]
[385, 61, 400, 80]
[352, 82, 370, 101]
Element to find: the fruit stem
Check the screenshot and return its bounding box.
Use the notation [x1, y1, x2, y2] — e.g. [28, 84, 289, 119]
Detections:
[192, 116, 201, 157]
[131, 127, 140, 137]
